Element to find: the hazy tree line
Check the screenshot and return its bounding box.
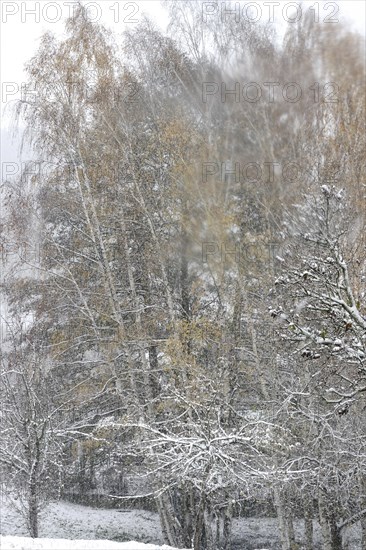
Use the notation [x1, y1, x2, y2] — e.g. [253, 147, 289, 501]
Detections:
[1, 2, 365, 549]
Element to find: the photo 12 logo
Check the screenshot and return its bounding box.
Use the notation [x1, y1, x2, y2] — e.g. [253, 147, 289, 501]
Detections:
[1, 159, 140, 185]
[202, 82, 339, 104]
[202, 241, 280, 268]
[1, 2, 139, 24]
[201, 2, 340, 24]
[0, 241, 42, 263]
[2, 76, 140, 106]
[202, 161, 302, 184]
[2, 161, 71, 184]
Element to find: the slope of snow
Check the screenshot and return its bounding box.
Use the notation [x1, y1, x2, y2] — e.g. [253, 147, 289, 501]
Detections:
[0, 537, 188, 550]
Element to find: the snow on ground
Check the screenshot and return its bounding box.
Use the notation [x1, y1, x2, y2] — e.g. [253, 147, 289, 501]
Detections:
[0, 494, 164, 545]
[0, 491, 361, 549]
[0, 537, 187, 550]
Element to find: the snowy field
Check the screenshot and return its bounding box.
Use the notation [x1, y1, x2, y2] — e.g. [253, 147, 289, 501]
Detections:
[0, 492, 361, 549]
[0, 537, 186, 550]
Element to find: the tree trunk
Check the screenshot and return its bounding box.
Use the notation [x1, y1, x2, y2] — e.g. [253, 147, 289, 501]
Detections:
[222, 501, 233, 550]
[29, 482, 38, 538]
[304, 499, 314, 550]
[180, 222, 190, 322]
[318, 491, 332, 550]
[359, 473, 366, 550]
[157, 494, 180, 548]
[362, 516, 366, 550]
[179, 485, 194, 547]
[287, 509, 297, 550]
[274, 487, 290, 550]
[283, 488, 297, 550]
[203, 507, 214, 550]
[329, 513, 343, 550]
[148, 345, 159, 399]
[193, 493, 206, 550]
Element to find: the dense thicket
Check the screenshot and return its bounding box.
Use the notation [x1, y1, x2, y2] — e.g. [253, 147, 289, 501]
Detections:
[1, 3, 365, 549]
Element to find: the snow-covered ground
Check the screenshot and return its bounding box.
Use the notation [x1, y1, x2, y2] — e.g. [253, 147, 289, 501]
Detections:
[0, 491, 361, 549]
[0, 494, 164, 545]
[0, 493, 187, 550]
[0, 537, 187, 550]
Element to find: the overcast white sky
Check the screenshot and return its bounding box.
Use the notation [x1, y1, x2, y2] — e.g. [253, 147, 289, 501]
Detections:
[1, 0, 365, 163]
